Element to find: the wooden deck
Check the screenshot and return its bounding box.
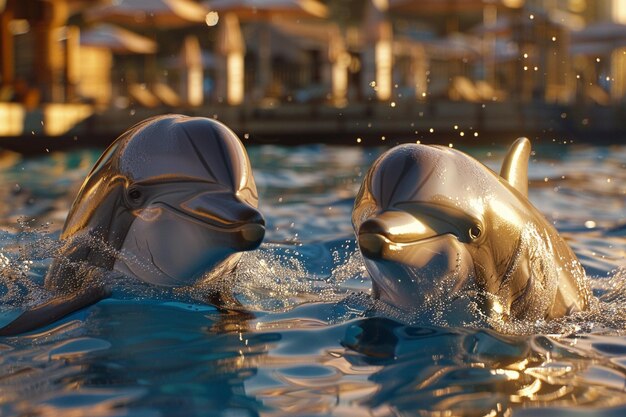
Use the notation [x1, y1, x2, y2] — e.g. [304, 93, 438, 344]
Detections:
[0, 100, 624, 153]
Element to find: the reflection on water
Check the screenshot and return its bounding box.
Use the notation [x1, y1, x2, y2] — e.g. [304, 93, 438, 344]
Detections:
[0, 143, 623, 416]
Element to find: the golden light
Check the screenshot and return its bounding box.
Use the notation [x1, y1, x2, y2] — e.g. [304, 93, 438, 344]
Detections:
[329, 27, 349, 107]
[332, 55, 348, 107]
[227, 52, 244, 105]
[217, 13, 245, 106]
[375, 24, 393, 101]
[182, 36, 204, 107]
[611, 47, 626, 101]
[0, 103, 24, 136]
[205, 11, 219, 26]
[502, 0, 525, 8]
[44, 103, 92, 136]
[187, 66, 204, 106]
[614, 0, 626, 23]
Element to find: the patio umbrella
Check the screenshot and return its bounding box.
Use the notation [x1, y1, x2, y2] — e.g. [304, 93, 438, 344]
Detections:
[80, 24, 158, 54]
[85, 0, 210, 28]
[85, 0, 209, 85]
[206, 0, 328, 99]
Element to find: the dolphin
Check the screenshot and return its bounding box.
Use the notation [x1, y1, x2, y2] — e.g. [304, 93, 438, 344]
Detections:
[352, 138, 591, 324]
[0, 115, 265, 335]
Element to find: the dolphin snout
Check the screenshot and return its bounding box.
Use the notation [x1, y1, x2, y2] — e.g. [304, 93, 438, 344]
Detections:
[181, 192, 261, 226]
[358, 211, 438, 260]
[234, 211, 265, 251]
[358, 230, 386, 259]
[178, 191, 265, 250]
[358, 217, 389, 259]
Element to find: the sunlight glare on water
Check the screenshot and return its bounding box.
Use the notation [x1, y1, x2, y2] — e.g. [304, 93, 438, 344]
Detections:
[0, 143, 624, 417]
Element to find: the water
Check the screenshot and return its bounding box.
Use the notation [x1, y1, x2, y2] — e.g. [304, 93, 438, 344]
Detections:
[0, 142, 624, 417]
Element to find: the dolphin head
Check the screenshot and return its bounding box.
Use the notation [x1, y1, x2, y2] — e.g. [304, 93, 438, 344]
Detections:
[353, 142, 541, 323]
[60, 115, 264, 287]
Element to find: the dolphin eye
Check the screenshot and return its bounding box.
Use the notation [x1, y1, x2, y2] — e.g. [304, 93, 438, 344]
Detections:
[468, 225, 482, 240]
[128, 188, 142, 202]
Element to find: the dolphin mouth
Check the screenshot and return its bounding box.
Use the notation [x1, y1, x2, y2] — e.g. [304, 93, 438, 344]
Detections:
[156, 201, 266, 251]
[358, 231, 454, 260]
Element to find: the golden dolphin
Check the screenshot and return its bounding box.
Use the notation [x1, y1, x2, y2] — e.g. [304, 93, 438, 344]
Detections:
[353, 138, 590, 323]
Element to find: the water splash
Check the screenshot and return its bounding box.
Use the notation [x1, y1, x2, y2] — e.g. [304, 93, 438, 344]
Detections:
[233, 244, 366, 311]
[0, 219, 58, 308]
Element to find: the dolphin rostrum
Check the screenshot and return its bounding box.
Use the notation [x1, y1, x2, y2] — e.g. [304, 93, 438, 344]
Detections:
[0, 115, 265, 335]
[352, 138, 590, 324]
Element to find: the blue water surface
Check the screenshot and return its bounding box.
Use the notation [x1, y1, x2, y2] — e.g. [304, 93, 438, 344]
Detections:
[0, 142, 624, 417]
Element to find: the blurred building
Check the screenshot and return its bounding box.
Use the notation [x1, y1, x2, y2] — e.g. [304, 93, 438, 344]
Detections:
[0, 0, 623, 139]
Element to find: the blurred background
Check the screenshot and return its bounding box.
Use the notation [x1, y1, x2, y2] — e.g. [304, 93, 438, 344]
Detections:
[0, 0, 624, 147]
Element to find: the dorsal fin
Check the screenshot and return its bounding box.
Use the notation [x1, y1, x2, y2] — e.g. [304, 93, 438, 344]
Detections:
[500, 137, 531, 197]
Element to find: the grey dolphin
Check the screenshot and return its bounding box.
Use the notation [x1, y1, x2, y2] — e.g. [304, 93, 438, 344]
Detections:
[352, 138, 590, 323]
[0, 115, 264, 335]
